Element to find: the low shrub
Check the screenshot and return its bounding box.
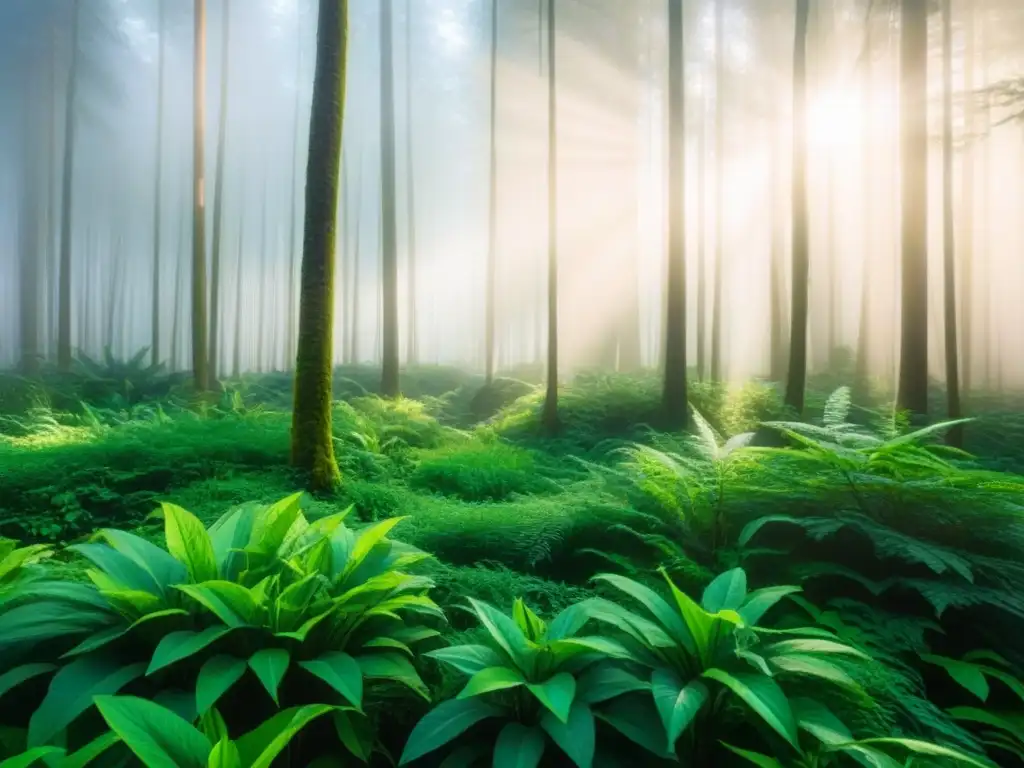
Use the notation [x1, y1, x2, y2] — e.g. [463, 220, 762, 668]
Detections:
[410, 439, 553, 502]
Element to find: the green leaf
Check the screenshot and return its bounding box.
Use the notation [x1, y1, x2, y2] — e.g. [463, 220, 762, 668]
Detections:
[767, 638, 868, 660]
[593, 574, 695, 654]
[357, 653, 428, 699]
[427, 644, 506, 676]
[527, 673, 576, 724]
[207, 503, 259, 579]
[664, 574, 714, 659]
[399, 697, 504, 765]
[59, 731, 122, 768]
[207, 738, 243, 768]
[94, 694, 212, 768]
[248, 649, 291, 706]
[28, 658, 146, 747]
[791, 698, 853, 746]
[347, 517, 406, 572]
[948, 707, 1024, 742]
[721, 743, 786, 768]
[95, 530, 187, 592]
[576, 663, 650, 704]
[175, 582, 258, 627]
[70, 542, 163, 596]
[0, 747, 65, 768]
[541, 701, 595, 768]
[334, 710, 375, 762]
[512, 599, 547, 643]
[651, 670, 708, 749]
[234, 704, 335, 768]
[703, 669, 799, 749]
[298, 652, 363, 709]
[0, 664, 56, 700]
[595, 694, 673, 760]
[770, 654, 862, 692]
[702, 568, 747, 613]
[838, 738, 995, 768]
[545, 601, 594, 642]
[466, 599, 535, 671]
[196, 655, 248, 714]
[457, 666, 525, 699]
[739, 586, 802, 626]
[249, 493, 305, 556]
[148, 626, 235, 675]
[156, 503, 219, 583]
[493, 723, 545, 768]
[919, 654, 990, 702]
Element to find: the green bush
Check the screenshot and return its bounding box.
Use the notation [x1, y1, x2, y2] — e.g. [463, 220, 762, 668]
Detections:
[410, 439, 553, 502]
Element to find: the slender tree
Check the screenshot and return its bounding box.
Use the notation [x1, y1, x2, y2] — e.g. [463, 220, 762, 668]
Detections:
[18, 82, 41, 375]
[291, 0, 348, 491]
[959, 1, 975, 398]
[380, 0, 400, 397]
[663, 0, 687, 428]
[485, 0, 498, 384]
[152, 0, 166, 368]
[709, 0, 725, 382]
[896, 0, 929, 420]
[541, 0, 559, 432]
[784, 0, 810, 413]
[192, 0, 210, 391]
[696, 53, 707, 379]
[404, 0, 418, 365]
[941, 0, 962, 444]
[287, 6, 304, 366]
[57, 0, 82, 371]
[209, 0, 231, 382]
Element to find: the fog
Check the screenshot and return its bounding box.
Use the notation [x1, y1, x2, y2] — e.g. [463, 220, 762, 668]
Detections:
[2, 0, 1024, 394]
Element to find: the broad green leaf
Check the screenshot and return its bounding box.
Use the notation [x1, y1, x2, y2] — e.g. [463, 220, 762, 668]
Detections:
[721, 743, 786, 768]
[948, 707, 1024, 741]
[93, 694, 212, 768]
[576, 663, 649, 704]
[28, 658, 146, 747]
[207, 503, 259, 579]
[399, 698, 504, 765]
[175, 582, 258, 627]
[62, 609, 189, 658]
[920, 654, 990, 702]
[155, 689, 199, 723]
[159, 503, 218, 583]
[0, 664, 55, 700]
[493, 723, 545, 768]
[234, 704, 335, 768]
[347, 517, 406, 573]
[199, 708, 230, 744]
[651, 670, 708, 748]
[457, 666, 525, 699]
[466, 599, 535, 671]
[770, 654, 861, 692]
[664, 575, 713, 659]
[70, 543, 163, 596]
[702, 568, 747, 613]
[0, 747, 65, 768]
[94, 530, 187, 592]
[511, 599, 547, 643]
[739, 586, 802, 626]
[791, 698, 853, 746]
[298, 652, 363, 709]
[427, 644, 505, 676]
[767, 638, 868, 659]
[207, 738, 242, 768]
[334, 710, 375, 762]
[545, 601, 594, 642]
[593, 574, 695, 654]
[59, 730, 122, 768]
[541, 701, 595, 768]
[361, 637, 413, 656]
[356, 653, 428, 699]
[251, 494, 305, 556]
[703, 669, 799, 749]
[595, 694, 674, 760]
[0, 601, 119, 658]
[196, 655, 248, 714]
[148, 626, 235, 674]
[248, 649, 291, 705]
[838, 738, 994, 768]
[527, 673, 576, 724]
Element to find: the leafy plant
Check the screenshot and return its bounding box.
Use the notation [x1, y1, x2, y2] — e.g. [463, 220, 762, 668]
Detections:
[0, 538, 51, 607]
[74, 347, 170, 406]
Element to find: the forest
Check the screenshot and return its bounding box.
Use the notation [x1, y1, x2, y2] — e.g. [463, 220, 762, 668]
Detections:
[1, 0, 1024, 765]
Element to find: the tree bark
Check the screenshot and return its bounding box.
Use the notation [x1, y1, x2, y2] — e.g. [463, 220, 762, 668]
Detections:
[152, 0, 166, 368]
[380, 0, 400, 397]
[485, 0, 498, 384]
[404, 0, 418, 366]
[57, 0, 82, 372]
[192, 0, 210, 391]
[291, 0, 347, 492]
[287, 8, 303, 368]
[541, 0, 559, 432]
[941, 0, 962, 444]
[209, 0, 231, 383]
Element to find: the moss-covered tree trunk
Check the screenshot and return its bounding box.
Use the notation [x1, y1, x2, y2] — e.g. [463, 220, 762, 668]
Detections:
[380, 0, 400, 397]
[784, 0, 810, 413]
[291, 0, 347, 492]
[896, 0, 929, 421]
[192, 0, 210, 392]
[663, 0, 687, 429]
[541, 0, 559, 433]
[209, 0, 231, 384]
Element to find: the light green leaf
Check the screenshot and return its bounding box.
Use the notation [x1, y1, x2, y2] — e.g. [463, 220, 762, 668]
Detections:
[148, 626, 235, 675]
[398, 698, 504, 765]
[28, 658, 146, 747]
[0, 664, 56, 700]
[493, 723, 545, 768]
[0, 747, 65, 768]
[248, 649, 291, 706]
[593, 574, 695, 654]
[348, 517, 406, 573]
[721, 743, 786, 767]
[664, 575, 713, 658]
[837, 738, 995, 768]
[235, 704, 335, 768]
[70, 543, 163, 596]
[702, 568, 747, 613]
[334, 710, 375, 762]
[207, 503, 259, 579]
[511, 599, 547, 643]
[356, 653, 428, 699]
[576, 663, 649, 704]
[920, 654, 990, 702]
[466, 599, 535, 671]
[250, 494, 304, 556]
[541, 700, 595, 768]
[298, 652, 363, 710]
[767, 638, 868, 660]
[58, 730, 122, 768]
[457, 666, 524, 699]
[770, 654, 861, 692]
[427, 644, 506, 676]
[527, 673, 576, 724]
[94, 694, 212, 768]
[791, 698, 853, 746]
[739, 586, 802, 626]
[703, 669, 799, 749]
[196, 655, 248, 714]
[95, 530, 187, 592]
[651, 670, 708, 748]
[157, 503, 219, 583]
[175, 582, 258, 627]
[207, 738, 242, 768]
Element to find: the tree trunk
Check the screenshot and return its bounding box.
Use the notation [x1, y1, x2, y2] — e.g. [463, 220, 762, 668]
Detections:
[960, 1, 975, 399]
[784, 0, 810, 413]
[232, 217, 244, 377]
[709, 0, 725, 382]
[941, 0, 962, 444]
[19, 84, 41, 375]
[57, 0, 82, 372]
[291, 0, 347, 492]
[768, 115, 786, 382]
[192, 0, 210, 391]
[257, 177, 269, 373]
[404, 0, 418, 366]
[209, 0, 231, 383]
[485, 0, 498, 384]
[287, 9, 303, 368]
[696, 68, 707, 380]
[152, 0, 166, 368]
[663, 0, 687, 428]
[542, 0, 559, 432]
[351, 160, 363, 363]
[896, 0, 929, 420]
[380, 0, 400, 397]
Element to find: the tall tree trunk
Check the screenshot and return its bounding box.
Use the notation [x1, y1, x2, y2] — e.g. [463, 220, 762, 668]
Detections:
[192, 0, 210, 391]
[287, 9, 303, 368]
[854, 4, 875, 397]
[696, 70, 707, 380]
[380, 0, 400, 397]
[257, 177, 269, 373]
[172, 204, 187, 371]
[291, 0, 347, 491]
[57, 1, 82, 372]
[152, 0, 166, 367]
[19, 85, 41, 375]
[768, 115, 786, 382]
[404, 0, 418, 366]
[541, 0, 559, 432]
[941, 0, 962, 444]
[709, 0, 725, 382]
[784, 0, 810, 413]
[232, 218, 244, 377]
[209, 0, 231, 383]
[896, 0, 929, 420]
[960, 1, 975, 399]
[485, 0, 498, 384]
[351, 161, 363, 362]
[663, 0, 687, 428]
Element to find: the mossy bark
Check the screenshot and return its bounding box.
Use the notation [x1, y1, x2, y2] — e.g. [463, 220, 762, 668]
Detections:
[291, 0, 347, 492]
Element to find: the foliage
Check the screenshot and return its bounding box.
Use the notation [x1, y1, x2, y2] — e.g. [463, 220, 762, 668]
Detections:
[410, 438, 555, 502]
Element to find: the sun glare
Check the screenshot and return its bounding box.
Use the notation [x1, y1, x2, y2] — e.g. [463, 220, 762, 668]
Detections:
[808, 88, 863, 150]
